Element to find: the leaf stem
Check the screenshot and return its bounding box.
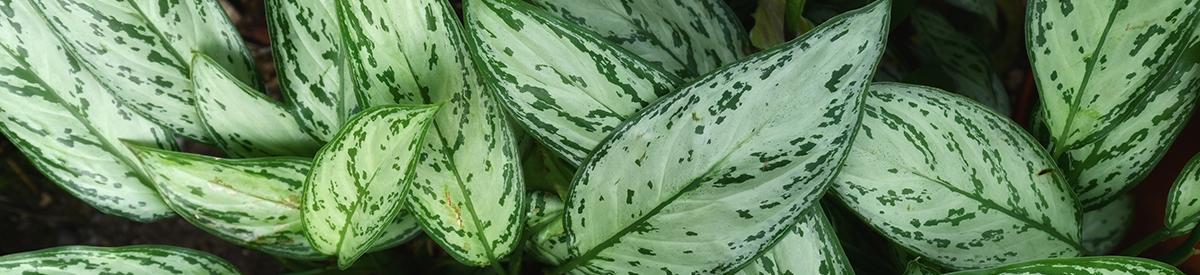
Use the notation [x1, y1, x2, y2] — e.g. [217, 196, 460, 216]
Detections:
[1163, 226, 1200, 265]
[1120, 229, 1171, 256]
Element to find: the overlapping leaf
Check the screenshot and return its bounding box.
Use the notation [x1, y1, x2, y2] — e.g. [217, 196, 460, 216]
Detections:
[559, 1, 890, 273]
[1082, 194, 1132, 254]
[337, 0, 525, 266]
[466, 0, 682, 165]
[1059, 42, 1200, 209]
[946, 257, 1183, 275]
[30, 0, 260, 142]
[266, 0, 355, 142]
[734, 206, 854, 275]
[911, 7, 1011, 115]
[528, 0, 748, 78]
[0, 245, 239, 274]
[1028, 0, 1200, 154]
[132, 146, 421, 259]
[1166, 154, 1200, 235]
[0, 0, 177, 222]
[833, 83, 1082, 269]
[303, 105, 438, 268]
[192, 54, 320, 158]
[525, 192, 571, 265]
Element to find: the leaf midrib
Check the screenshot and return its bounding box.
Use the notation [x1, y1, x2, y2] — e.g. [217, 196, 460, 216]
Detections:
[558, 110, 780, 272]
[909, 171, 1085, 252]
[1051, 3, 1121, 156]
[0, 32, 163, 218]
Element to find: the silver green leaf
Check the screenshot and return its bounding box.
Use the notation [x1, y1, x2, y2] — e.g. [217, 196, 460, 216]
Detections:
[1028, 0, 1200, 154]
[465, 0, 683, 166]
[132, 146, 419, 259]
[833, 83, 1083, 270]
[266, 0, 355, 142]
[132, 146, 322, 259]
[526, 191, 572, 265]
[945, 256, 1183, 275]
[192, 54, 320, 158]
[528, 0, 749, 78]
[0, 245, 239, 274]
[302, 105, 438, 268]
[559, 1, 890, 273]
[1166, 154, 1200, 235]
[337, 0, 526, 266]
[911, 7, 1011, 115]
[31, 0, 260, 142]
[1082, 194, 1132, 255]
[0, 0, 177, 222]
[734, 205, 854, 275]
[1058, 42, 1200, 210]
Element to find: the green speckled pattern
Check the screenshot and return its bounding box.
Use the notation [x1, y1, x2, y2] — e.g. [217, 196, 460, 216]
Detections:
[559, 1, 890, 273]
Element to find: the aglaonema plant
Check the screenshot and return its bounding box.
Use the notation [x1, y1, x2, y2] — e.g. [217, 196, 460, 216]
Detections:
[0, 0, 1197, 274]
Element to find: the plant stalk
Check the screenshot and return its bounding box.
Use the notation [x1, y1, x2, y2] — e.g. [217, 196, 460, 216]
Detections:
[1164, 226, 1200, 265]
[1120, 229, 1171, 256]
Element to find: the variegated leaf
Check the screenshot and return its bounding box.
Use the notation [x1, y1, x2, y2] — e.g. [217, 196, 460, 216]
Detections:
[734, 205, 854, 275]
[1028, 0, 1200, 154]
[1082, 194, 1132, 254]
[31, 0, 260, 142]
[0, 245, 239, 274]
[559, 1, 890, 273]
[1059, 42, 1200, 210]
[528, 0, 748, 78]
[526, 191, 571, 265]
[465, 0, 682, 166]
[1166, 154, 1200, 235]
[131, 146, 421, 259]
[833, 83, 1083, 269]
[945, 256, 1183, 275]
[192, 54, 320, 158]
[911, 7, 1011, 115]
[337, 0, 525, 266]
[266, 0, 355, 142]
[302, 105, 438, 268]
[0, 0, 177, 222]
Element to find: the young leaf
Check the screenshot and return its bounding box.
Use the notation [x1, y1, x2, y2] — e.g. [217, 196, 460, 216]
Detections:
[559, 1, 890, 273]
[192, 54, 320, 158]
[903, 259, 943, 275]
[131, 146, 422, 259]
[1028, 0, 1200, 154]
[911, 7, 1011, 115]
[526, 192, 571, 265]
[1166, 154, 1200, 235]
[0, 0, 177, 222]
[302, 105, 439, 268]
[0, 245, 239, 274]
[734, 205, 854, 275]
[945, 256, 1183, 275]
[30, 0, 260, 142]
[338, 0, 526, 265]
[528, 0, 749, 78]
[1082, 194, 1132, 255]
[266, 0, 356, 142]
[832, 83, 1083, 269]
[465, 0, 683, 166]
[1059, 42, 1200, 210]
